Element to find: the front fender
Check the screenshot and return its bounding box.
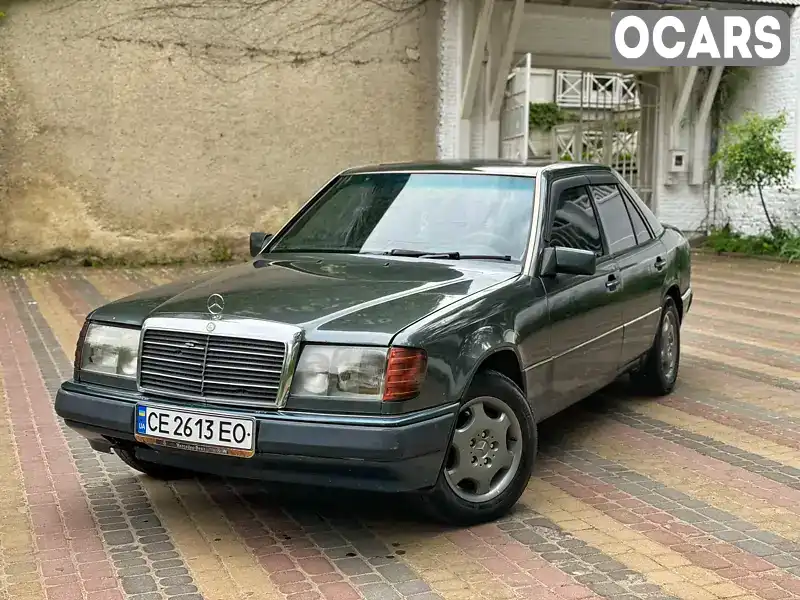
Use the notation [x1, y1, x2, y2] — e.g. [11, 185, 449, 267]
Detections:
[392, 279, 533, 411]
[458, 326, 523, 397]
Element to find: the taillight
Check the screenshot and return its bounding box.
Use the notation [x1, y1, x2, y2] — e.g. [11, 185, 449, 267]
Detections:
[74, 320, 90, 380]
[382, 347, 427, 402]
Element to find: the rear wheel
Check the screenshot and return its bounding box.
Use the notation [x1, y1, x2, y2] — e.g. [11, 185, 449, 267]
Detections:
[115, 446, 194, 481]
[631, 297, 681, 396]
[418, 370, 536, 526]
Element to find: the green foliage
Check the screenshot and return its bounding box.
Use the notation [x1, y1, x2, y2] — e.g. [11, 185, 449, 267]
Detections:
[712, 111, 794, 192]
[616, 152, 634, 162]
[209, 239, 233, 262]
[703, 224, 800, 262]
[529, 103, 574, 132]
[712, 111, 795, 234]
[614, 119, 637, 134]
[714, 67, 750, 125]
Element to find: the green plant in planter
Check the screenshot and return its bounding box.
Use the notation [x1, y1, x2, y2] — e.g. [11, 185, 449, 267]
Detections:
[614, 119, 637, 133]
[616, 152, 634, 162]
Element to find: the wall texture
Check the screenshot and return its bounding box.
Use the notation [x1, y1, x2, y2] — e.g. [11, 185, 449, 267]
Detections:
[0, 0, 440, 264]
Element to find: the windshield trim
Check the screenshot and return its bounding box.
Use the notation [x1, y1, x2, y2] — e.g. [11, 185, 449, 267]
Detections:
[263, 172, 538, 269]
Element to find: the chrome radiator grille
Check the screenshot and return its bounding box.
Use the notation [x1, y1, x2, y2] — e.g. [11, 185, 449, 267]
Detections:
[138, 329, 287, 407]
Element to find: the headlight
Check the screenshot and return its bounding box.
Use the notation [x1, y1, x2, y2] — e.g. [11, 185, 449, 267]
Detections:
[290, 345, 427, 401]
[79, 323, 141, 379]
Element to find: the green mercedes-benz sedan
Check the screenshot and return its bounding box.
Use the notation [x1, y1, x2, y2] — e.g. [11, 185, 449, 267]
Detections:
[55, 160, 692, 525]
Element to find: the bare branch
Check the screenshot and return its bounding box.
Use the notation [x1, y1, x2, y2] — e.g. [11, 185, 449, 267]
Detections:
[67, 0, 429, 82]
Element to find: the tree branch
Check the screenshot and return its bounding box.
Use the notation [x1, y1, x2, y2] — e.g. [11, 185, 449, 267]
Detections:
[69, 0, 429, 82]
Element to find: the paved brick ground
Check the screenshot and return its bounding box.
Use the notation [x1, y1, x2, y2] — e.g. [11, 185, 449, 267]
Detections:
[1, 254, 799, 600]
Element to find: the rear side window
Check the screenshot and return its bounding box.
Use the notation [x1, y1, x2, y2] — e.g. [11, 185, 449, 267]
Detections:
[623, 193, 653, 244]
[590, 184, 637, 255]
[617, 179, 664, 236]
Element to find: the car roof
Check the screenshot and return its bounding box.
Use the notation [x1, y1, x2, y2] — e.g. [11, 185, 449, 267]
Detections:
[341, 159, 614, 178]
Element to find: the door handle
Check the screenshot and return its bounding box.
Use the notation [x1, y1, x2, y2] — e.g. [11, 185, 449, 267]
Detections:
[606, 274, 620, 292]
[654, 256, 667, 271]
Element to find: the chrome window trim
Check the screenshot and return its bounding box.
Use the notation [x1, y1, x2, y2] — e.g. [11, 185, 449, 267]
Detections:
[137, 316, 303, 410]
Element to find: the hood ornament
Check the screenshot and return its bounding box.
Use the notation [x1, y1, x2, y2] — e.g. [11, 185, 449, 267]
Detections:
[207, 293, 225, 318]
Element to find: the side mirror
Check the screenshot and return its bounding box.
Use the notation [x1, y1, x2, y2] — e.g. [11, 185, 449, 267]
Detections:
[540, 246, 597, 277]
[249, 232, 272, 258]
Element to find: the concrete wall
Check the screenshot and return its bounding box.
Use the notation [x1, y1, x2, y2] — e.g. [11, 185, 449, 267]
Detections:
[0, 0, 440, 264]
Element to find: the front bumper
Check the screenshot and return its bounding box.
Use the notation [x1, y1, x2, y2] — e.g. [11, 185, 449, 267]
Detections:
[55, 382, 457, 493]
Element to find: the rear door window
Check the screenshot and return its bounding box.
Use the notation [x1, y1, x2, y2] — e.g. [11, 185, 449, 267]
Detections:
[590, 184, 637, 255]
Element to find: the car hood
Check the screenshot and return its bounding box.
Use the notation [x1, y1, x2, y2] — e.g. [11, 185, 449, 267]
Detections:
[90, 253, 519, 345]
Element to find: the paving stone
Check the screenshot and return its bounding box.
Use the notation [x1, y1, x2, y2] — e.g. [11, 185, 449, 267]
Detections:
[395, 580, 432, 595]
[589, 582, 627, 596]
[163, 584, 198, 595]
[336, 557, 374, 576]
[359, 582, 401, 600]
[734, 540, 779, 557]
[121, 574, 158, 594]
[1, 278, 201, 600]
[5, 263, 800, 600]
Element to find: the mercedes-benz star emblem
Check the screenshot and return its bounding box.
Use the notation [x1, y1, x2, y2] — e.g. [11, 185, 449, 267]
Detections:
[207, 293, 225, 316]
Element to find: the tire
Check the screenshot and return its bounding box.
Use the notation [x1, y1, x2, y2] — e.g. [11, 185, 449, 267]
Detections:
[417, 370, 537, 526]
[115, 446, 194, 481]
[631, 297, 681, 396]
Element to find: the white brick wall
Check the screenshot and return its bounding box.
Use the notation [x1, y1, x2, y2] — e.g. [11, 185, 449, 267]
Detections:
[717, 186, 800, 235]
[703, 7, 800, 235]
[659, 177, 713, 232]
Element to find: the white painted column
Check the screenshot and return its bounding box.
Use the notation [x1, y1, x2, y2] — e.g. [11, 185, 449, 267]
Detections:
[483, 2, 507, 157]
[436, 0, 463, 158]
[691, 66, 723, 186]
[653, 71, 670, 217]
[458, 0, 473, 158]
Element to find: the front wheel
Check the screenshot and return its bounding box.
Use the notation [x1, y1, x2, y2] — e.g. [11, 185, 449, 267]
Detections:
[631, 297, 681, 396]
[418, 370, 537, 526]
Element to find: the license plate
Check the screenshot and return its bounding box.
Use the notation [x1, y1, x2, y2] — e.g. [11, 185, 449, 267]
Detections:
[135, 404, 256, 458]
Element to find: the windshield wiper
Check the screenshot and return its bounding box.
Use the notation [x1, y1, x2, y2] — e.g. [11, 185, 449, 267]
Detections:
[385, 249, 512, 262]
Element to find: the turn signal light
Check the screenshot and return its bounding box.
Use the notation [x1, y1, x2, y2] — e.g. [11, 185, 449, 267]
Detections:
[382, 347, 427, 402]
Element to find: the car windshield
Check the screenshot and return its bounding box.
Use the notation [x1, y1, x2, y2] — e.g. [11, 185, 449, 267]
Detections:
[269, 172, 537, 262]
